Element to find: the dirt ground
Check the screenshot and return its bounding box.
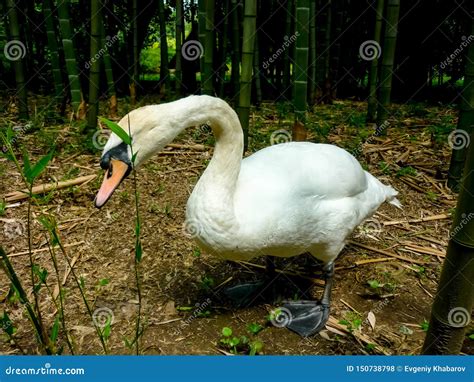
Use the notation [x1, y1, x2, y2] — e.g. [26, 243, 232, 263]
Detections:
[1, 97, 473, 355]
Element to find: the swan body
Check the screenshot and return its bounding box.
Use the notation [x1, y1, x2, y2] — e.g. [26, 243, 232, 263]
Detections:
[188, 141, 399, 263]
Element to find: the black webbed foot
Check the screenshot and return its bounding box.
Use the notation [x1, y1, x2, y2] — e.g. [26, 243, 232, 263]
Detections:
[281, 300, 330, 337]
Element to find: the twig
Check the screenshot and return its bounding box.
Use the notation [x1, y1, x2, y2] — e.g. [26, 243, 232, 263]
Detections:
[7, 241, 85, 258]
[4, 175, 96, 202]
[348, 241, 428, 265]
[382, 213, 450, 226]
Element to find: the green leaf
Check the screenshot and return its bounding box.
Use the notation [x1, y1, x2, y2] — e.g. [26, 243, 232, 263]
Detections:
[222, 327, 232, 337]
[22, 149, 31, 181]
[247, 323, 263, 335]
[99, 278, 109, 286]
[25, 151, 53, 183]
[99, 117, 131, 145]
[50, 316, 60, 342]
[135, 240, 142, 262]
[176, 306, 193, 312]
[468, 333, 474, 340]
[1, 311, 15, 336]
[131, 151, 139, 165]
[367, 280, 381, 289]
[229, 337, 240, 347]
[103, 322, 111, 340]
[249, 340, 263, 355]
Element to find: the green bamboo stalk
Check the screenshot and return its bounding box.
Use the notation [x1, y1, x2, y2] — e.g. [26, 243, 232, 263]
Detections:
[202, 0, 215, 95]
[175, 0, 184, 95]
[43, 0, 64, 110]
[86, 0, 102, 131]
[376, 0, 400, 133]
[283, 0, 294, 92]
[366, 0, 385, 123]
[157, 0, 169, 89]
[5, 0, 28, 120]
[308, 0, 316, 104]
[447, 20, 474, 191]
[253, 32, 262, 105]
[422, 133, 474, 354]
[293, 0, 310, 122]
[236, 0, 257, 150]
[330, 0, 343, 98]
[130, 0, 138, 104]
[230, 0, 241, 100]
[56, 0, 83, 117]
[100, 22, 117, 117]
[218, 0, 230, 98]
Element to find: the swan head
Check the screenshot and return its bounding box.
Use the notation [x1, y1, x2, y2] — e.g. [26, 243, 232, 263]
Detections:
[94, 141, 133, 208]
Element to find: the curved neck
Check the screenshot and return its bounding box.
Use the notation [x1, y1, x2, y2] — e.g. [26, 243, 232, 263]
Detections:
[132, 96, 243, 227]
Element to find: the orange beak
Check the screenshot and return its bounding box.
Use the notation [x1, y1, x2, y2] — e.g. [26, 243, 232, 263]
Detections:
[94, 159, 131, 208]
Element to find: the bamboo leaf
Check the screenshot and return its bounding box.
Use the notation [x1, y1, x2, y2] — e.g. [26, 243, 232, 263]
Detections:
[99, 117, 131, 145]
[50, 316, 60, 343]
[26, 151, 54, 183]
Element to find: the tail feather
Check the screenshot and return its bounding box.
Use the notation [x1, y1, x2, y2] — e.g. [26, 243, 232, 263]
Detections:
[384, 185, 402, 209]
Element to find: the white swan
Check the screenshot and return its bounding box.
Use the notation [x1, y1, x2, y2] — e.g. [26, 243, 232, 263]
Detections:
[95, 95, 401, 336]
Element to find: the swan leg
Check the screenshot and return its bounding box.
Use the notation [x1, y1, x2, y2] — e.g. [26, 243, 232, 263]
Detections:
[223, 256, 277, 307]
[282, 262, 334, 337]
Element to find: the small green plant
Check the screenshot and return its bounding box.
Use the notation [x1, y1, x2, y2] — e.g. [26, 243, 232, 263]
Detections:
[0, 199, 5, 216]
[219, 327, 263, 355]
[420, 319, 429, 332]
[378, 161, 391, 175]
[426, 191, 438, 202]
[365, 343, 376, 352]
[200, 275, 215, 291]
[192, 247, 201, 258]
[339, 312, 362, 333]
[367, 280, 382, 290]
[247, 323, 264, 335]
[396, 166, 417, 178]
